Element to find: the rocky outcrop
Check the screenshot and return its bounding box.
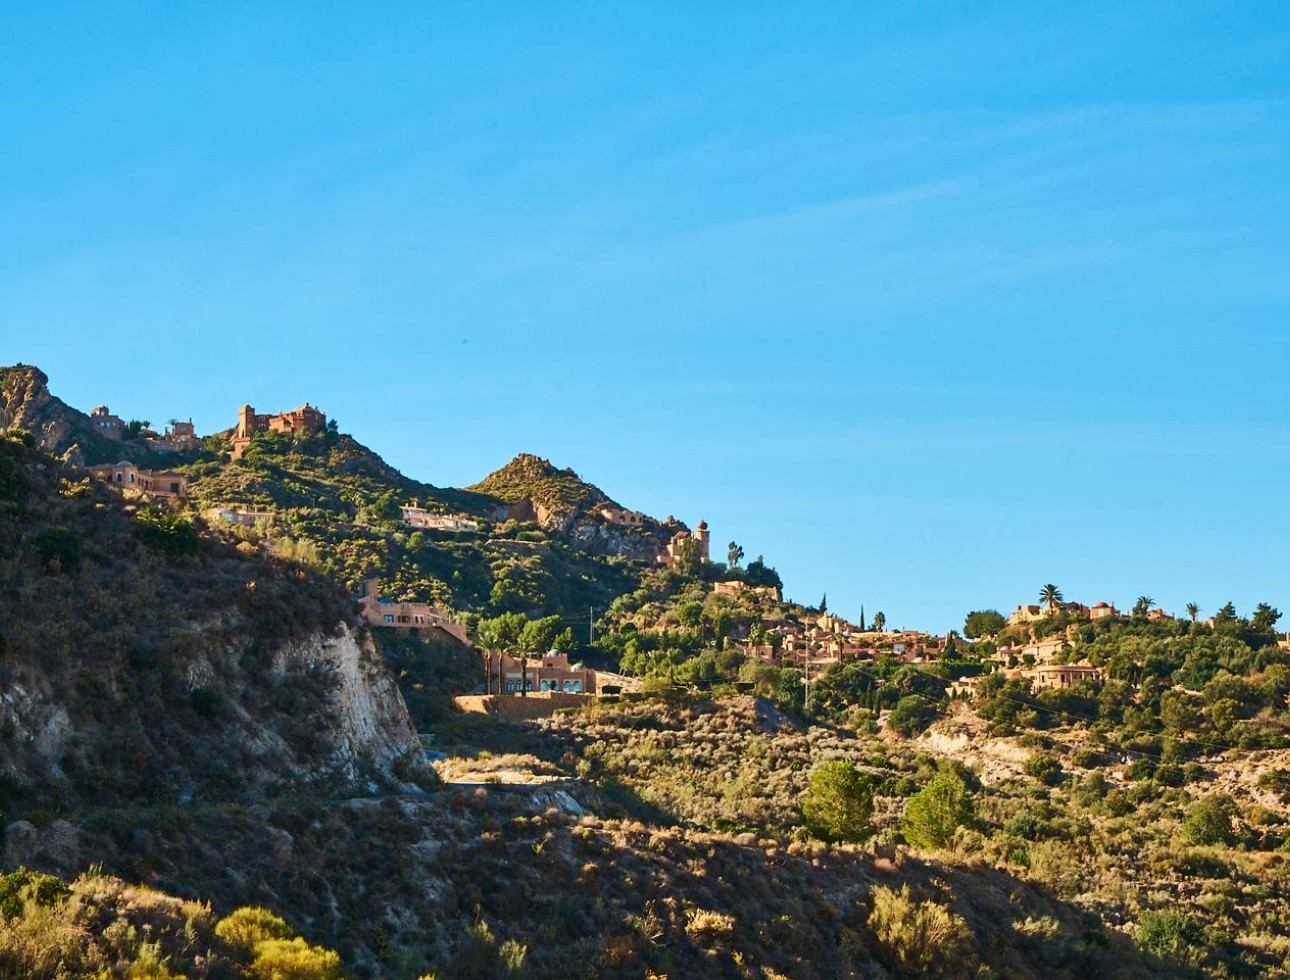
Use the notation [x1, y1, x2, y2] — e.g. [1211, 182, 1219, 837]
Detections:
[474, 452, 674, 559]
[0, 364, 134, 465]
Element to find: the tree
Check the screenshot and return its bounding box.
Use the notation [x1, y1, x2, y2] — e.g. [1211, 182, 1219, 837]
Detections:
[726, 541, 744, 570]
[887, 696, 939, 736]
[1038, 584, 1064, 614]
[872, 611, 887, 632]
[963, 610, 1006, 639]
[902, 772, 974, 849]
[800, 761, 877, 843]
[1023, 752, 1065, 786]
[820, 592, 828, 613]
[743, 557, 783, 591]
[1250, 602, 1282, 636]
[1186, 602, 1201, 623]
[1214, 601, 1239, 625]
[673, 536, 701, 577]
[518, 615, 563, 654]
[1179, 794, 1238, 846]
[1133, 595, 1155, 617]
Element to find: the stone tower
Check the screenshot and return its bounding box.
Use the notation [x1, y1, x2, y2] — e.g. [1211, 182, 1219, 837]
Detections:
[693, 520, 710, 562]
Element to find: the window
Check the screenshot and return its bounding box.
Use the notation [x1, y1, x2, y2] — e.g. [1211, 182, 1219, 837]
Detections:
[383, 615, 394, 623]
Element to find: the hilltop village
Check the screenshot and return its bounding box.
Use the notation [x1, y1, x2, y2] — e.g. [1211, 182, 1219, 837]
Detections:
[73, 394, 1290, 723]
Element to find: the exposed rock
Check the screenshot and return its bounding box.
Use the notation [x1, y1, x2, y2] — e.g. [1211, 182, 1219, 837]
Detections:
[0, 364, 135, 464]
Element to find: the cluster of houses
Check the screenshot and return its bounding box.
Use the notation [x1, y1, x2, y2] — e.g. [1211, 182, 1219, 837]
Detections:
[231, 402, 326, 459]
[90, 406, 199, 453]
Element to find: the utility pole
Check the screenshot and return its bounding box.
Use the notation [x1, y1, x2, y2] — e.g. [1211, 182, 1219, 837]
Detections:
[589, 606, 595, 646]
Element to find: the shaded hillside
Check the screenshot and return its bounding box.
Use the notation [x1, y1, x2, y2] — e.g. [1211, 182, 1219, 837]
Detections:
[0, 430, 421, 819]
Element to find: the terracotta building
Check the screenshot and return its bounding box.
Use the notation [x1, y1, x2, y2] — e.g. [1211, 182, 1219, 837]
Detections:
[231, 403, 326, 459]
[491, 651, 597, 695]
[90, 406, 125, 440]
[357, 578, 469, 644]
[152, 419, 198, 452]
[87, 461, 188, 500]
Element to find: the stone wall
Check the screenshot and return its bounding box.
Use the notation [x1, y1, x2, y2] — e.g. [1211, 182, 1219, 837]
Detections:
[453, 691, 593, 721]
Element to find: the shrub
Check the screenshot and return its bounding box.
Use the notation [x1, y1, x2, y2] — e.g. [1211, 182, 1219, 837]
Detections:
[28, 526, 82, 571]
[126, 943, 181, 979]
[801, 761, 877, 844]
[1135, 910, 1204, 962]
[902, 773, 974, 849]
[248, 938, 344, 980]
[868, 884, 975, 977]
[0, 869, 70, 919]
[1023, 752, 1064, 786]
[1180, 795, 1237, 846]
[136, 505, 200, 556]
[685, 908, 736, 943]
[214, 906, 295, 952]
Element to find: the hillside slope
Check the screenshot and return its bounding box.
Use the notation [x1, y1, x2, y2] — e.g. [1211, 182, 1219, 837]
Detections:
[0, 429, 421, 829]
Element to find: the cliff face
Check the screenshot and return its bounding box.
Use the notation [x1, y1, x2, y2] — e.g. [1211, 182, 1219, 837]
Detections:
[0, 365, 132, 465]
[0, 431, 423, 827]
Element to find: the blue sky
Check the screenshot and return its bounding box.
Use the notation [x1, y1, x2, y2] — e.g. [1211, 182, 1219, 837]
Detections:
[3, 2, 1288, 631]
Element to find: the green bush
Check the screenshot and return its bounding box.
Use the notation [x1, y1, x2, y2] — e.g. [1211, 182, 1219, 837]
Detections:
[28, 526, 82, 571]
[800, 760, 877, 844]
[868, 884, 975, 978]
[1135, 909, 1204, 962]
[247, 938, 344, 980]
[136, 505, 200, 556]
[1023, 752, 1064, 786]
[886, 696, 939, 736]
[902, 773, 974, 849]
[1179, 794, 1237, 846]
[0, 869, 71, 919]
[214, 906, 295, 952]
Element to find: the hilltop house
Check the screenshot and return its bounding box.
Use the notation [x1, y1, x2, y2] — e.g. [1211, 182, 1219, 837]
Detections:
[400, 504, 479, 532]
[86, 461, 187, 501]
[600, 506, 644, 527]
[1011, 599, 1118, 626]
[231, 402, 326, 459]
[357, 578, 469, 644]
[151, 419, 198, 452]
[659, 520, 710, 569]
[712, 580, 782, 602]
[90, 406, 126, 439]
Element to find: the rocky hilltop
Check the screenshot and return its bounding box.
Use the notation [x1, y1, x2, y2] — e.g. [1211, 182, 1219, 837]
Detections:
[473, 451, 677, 561]
[0, 365, 128, 466]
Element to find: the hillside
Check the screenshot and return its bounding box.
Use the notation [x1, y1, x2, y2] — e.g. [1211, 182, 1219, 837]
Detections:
[0, 428, 423, 820]
[2, 364, 1283, 977]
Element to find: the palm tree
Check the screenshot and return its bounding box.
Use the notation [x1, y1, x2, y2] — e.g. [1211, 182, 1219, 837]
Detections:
[1133, 595, 1155, 617]
[1039, 584, 1064, 614]
[1186, 602, 1200, 623]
